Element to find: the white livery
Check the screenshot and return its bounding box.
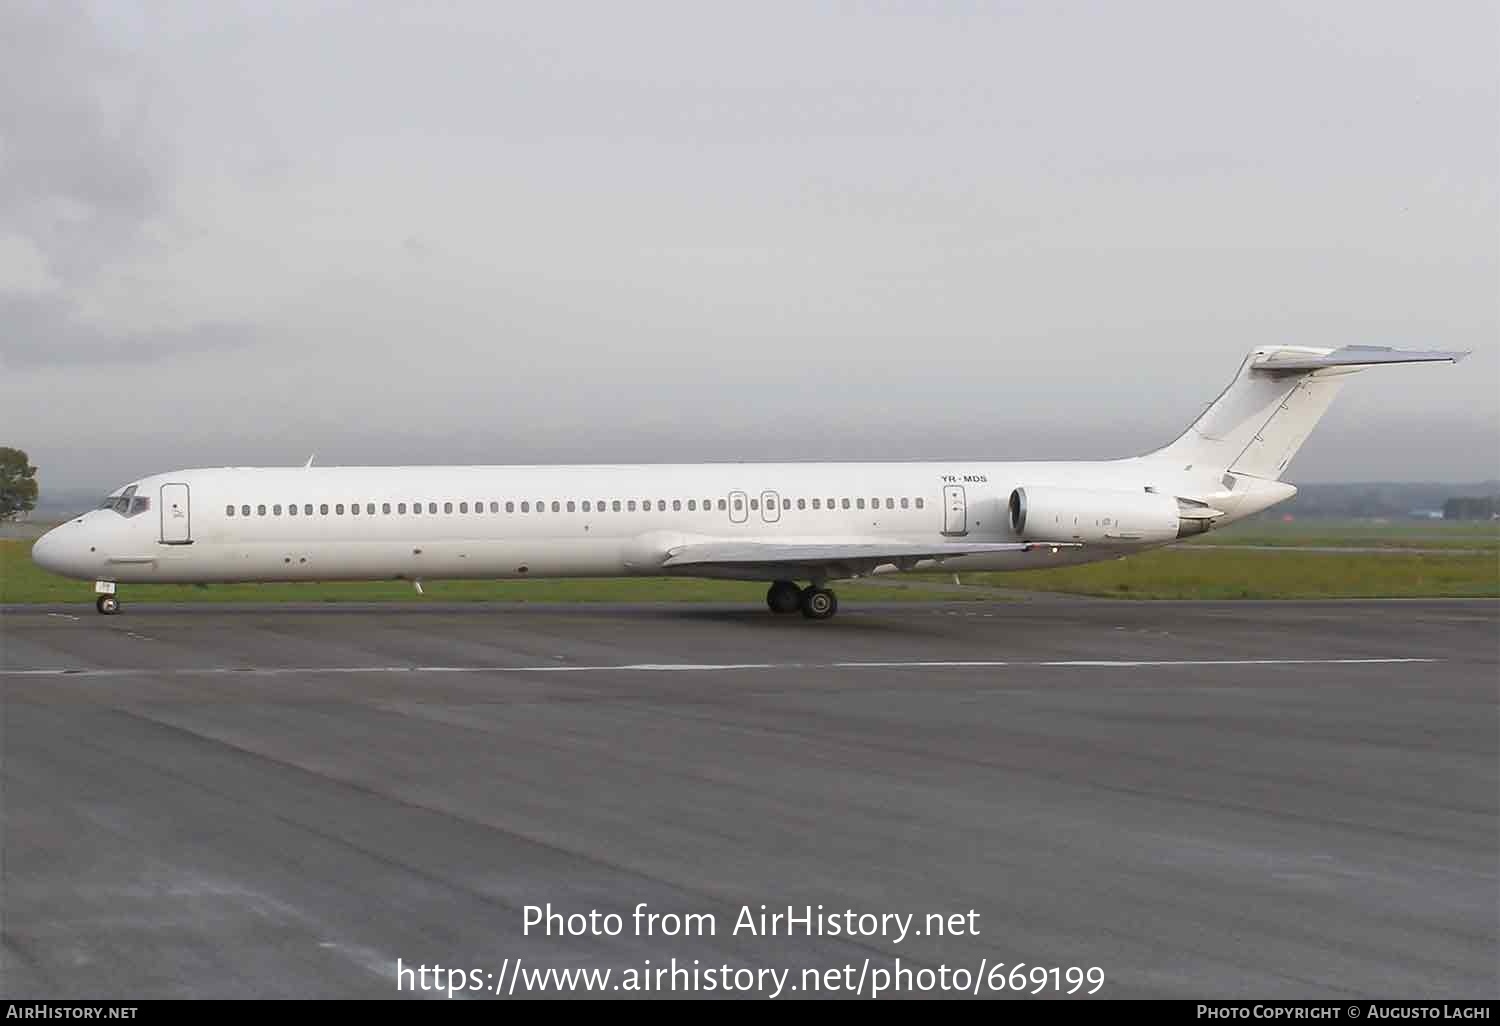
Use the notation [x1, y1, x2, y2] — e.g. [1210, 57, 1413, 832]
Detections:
[31, 346, 1466, 618]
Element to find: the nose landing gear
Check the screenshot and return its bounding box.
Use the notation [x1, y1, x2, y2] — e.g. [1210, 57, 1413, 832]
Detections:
[96, 594, 120, 615]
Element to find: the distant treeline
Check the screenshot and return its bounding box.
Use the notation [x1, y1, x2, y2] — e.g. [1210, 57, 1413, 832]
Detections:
[1249, 481, 1500, 520]
[1443, 496, 1498, 521]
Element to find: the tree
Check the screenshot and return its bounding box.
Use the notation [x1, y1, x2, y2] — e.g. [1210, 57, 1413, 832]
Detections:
[0, 448, 39, 522]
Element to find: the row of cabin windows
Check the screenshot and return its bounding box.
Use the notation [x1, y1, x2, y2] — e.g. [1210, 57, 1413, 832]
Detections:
[224, 496, 927, 518]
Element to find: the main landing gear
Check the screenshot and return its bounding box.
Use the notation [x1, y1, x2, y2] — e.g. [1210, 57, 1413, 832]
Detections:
[765, 580, 839, 621]
[766, 580, 801, 615]
[96, 594, 120, 615]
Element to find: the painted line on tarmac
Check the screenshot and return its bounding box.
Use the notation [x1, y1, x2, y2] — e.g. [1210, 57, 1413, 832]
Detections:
[0, 657, 1440, 678]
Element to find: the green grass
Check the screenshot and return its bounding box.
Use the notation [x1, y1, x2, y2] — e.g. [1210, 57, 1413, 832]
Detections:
[941, 547, 1500, 600]
[3, 537, 1496, 606]
[1184, 518, 1500, 550]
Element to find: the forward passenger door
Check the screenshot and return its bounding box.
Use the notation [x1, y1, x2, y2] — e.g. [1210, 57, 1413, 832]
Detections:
[160, 483, 192, 544]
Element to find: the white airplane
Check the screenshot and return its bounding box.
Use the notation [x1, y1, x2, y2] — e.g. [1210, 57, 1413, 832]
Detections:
[32, 345, 1466, 618]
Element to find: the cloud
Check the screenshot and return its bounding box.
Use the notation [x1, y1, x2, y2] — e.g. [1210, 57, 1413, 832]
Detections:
[0, 3, 267, 370]
[0, 1, 1493, 489]
[0, 1, 169, 283]
[0, 292, 257, 369]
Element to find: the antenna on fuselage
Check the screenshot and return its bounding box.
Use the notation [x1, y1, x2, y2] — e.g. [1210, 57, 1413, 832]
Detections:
[304, 454, 316, 468]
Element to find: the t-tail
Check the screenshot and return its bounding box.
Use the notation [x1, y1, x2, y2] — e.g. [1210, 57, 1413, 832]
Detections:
[1152, 345, 1469, 481]
[1135, 345, 1469, 525]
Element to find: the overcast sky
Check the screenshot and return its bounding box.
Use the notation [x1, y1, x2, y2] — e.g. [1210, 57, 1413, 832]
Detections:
[2, 0, 1495, 494]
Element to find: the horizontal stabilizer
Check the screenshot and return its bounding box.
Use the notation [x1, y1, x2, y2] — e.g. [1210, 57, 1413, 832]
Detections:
[1251, 346, 1469, 374]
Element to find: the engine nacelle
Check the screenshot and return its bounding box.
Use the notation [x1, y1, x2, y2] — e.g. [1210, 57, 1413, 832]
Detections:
[1008, 486, 1199, 545]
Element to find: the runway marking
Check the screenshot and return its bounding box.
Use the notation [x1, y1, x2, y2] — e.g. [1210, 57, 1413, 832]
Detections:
[0, 657, 1441, 678]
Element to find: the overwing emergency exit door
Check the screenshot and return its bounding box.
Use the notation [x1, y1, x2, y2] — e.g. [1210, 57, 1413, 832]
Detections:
[160, 483, 192, 544]
[942, 485, 967, 536]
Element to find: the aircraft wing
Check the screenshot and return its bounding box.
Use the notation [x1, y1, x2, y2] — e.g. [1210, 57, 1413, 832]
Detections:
[660, 540, 1074, 576]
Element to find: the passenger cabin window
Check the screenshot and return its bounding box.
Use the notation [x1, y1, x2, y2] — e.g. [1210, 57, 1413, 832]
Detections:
[552, 501, 561, 512]
[304, 504, 313, 515]
[242, 505, 252, 516]
[459, 502, 468, 513]
[718, 499, 727, 511]
[226, 505, 235, 516]
[901, 498, 909, 509]
[627, 500, 637, 512]
[566, 501, 576, 512]
[288, 504, 297, 516]
[672, 500, 681, 511]
[336, 504, 345, 515]
[490, 502, 499, 513]
[612, 500, 621, 512]
[687, 500, 696, 511]
[258, 504, 268, 516]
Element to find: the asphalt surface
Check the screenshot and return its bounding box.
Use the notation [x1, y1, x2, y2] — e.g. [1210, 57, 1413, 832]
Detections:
[1, 599, 1495, 999]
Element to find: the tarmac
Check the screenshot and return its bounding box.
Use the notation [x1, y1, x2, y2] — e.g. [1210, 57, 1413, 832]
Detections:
[1, 598, 1495, 998]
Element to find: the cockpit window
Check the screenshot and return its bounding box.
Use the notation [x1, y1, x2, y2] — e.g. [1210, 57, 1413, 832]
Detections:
[99, 484, 151, 518]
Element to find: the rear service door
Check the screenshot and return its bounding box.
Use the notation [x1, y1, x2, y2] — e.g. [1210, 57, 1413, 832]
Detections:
[942, 485, 967, 537]
[160, 483, 192, 544]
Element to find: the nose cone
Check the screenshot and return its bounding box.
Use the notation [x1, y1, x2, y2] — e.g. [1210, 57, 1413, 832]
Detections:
[30, 527, 63, 572]
[31, 522, 93, 580]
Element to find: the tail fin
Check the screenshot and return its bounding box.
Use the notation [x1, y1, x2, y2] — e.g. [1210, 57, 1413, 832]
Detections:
[1152, 346, 1468, 480]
